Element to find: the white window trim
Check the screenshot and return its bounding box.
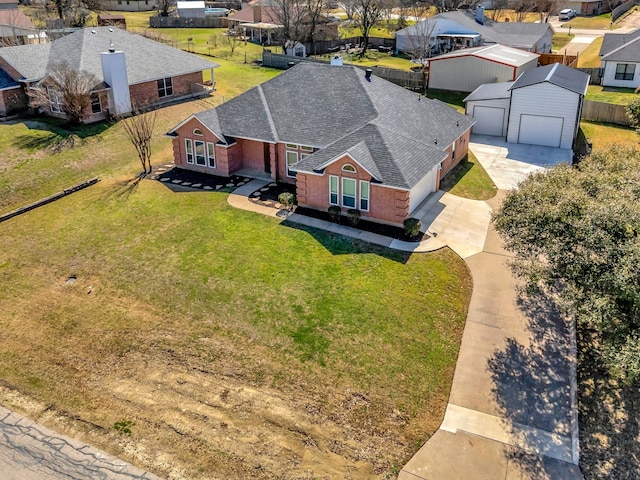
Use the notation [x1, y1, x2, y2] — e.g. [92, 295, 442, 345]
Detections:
[207, 142, 215, 168]
[359, 180, 370, 212]
[158, 77, 173, 98]
[286, 150, 298, 178]
[329, 175, 339, 206]
[341, 177, 357, 209]
[194, 139, 206, 166]
[47, 86, 63, 113]
[185, 138, 194, 164]
[193, 128, 204, 136]
[342, 164, 356, 173]
[91, 94, 102, 114]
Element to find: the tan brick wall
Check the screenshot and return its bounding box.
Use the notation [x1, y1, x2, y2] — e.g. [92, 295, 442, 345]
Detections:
[297, 154, 409, 226]
[437, 128, 471, 188]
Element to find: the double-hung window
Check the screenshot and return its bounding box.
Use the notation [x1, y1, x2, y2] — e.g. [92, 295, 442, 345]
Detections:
[615, 63, 635, 81]
[48, 87, 63, 113]
[207, 142, 215, 168]
[342, 178, 356, 208]
[91, 94, 102, 114]
[359, 181, 369, 211]
[194, 140, 206, 166]
[157, 77, 173, 97]
[185, 139, 194, 164]
[329, 176, 339, 205]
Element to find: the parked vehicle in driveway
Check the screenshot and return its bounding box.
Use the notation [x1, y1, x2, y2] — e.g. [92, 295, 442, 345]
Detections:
[559, 8, 577, 20]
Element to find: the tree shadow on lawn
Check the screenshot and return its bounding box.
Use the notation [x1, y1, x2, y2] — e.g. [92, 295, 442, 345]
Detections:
[102, 173, 146, 201]
[281, 221, 412, 264]
[10, 118, 112, 151]
[487, 291, 582, 478]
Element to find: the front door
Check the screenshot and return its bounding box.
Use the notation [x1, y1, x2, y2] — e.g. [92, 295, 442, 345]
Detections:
[264, 143, 271, 174]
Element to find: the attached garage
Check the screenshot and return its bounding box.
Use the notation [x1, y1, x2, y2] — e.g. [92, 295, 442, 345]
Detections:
[465, 63, 590, 151]
[464, 82, 512, 137]
[409, 165, 439, 214]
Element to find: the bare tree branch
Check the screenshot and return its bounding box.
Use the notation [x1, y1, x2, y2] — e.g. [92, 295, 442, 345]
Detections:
[353, 0, 390, 57]
[120, 109, 157, 175]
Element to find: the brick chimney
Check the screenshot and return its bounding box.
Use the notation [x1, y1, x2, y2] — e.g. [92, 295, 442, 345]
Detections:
[253, 5, 262, 22]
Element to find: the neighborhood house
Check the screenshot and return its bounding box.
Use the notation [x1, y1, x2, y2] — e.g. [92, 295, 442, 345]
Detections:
[0, 27, 219, 120]
[167, 63, 474, 226]
[599, 28, 640, 89]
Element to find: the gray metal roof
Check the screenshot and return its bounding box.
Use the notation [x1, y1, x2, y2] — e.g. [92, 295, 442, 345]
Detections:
[0, 27, 219, 85]
[432, 11, 552, 50]
[178, 63, 473, 190]
[464, 81, 513, 102]
[430, 44, 538, 67]
[600, 28, 640, 61]
[510, 63, 588, 95]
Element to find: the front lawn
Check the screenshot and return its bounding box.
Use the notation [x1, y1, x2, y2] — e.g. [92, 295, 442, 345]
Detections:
[561, 12, 615, 29]
[552, 33, 573, 52]
[0, 102, 472, 479]
[586, 85, 640, 105]
[577, 36, 603, 68]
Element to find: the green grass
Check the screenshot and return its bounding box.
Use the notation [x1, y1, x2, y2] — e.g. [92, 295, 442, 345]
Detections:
[552, 33, 573, 52]
[339, 20, 405, 40]
[577, 36, 603, 68]
[580, 120, 639, 148]
[313, 50, 417, 71]
[586, 85, 640, 105]
[439, 152, 497, 200]
[0, 90, 472, 477]
[426, 90, 467, 113]
[483, 10, 540, 22]
[561, 12, 615, 30]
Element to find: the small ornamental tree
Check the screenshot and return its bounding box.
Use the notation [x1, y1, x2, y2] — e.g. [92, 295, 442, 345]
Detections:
[121, 109, 157, 175]
[625, 97, 640, 134]
[403, 218, 422, 239]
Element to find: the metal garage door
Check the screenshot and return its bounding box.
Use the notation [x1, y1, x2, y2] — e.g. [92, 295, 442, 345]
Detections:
[472, 106, 505, 136]
[518, 114, 563, 148]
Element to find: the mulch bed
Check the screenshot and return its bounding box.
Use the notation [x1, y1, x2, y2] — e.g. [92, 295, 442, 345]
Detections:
[151, 165, 251, 191]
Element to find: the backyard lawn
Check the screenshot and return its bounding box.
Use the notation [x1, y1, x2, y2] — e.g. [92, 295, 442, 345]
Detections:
[577, 36, 603, 68]
[580, 120, 639, 148]
[0, 101, 472, 478]
[439, 152, 497, 200]
[585, 85, 640, 105]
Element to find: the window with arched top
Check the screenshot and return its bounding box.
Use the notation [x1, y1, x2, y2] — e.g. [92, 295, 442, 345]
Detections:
[193, 128, 203, 136]
[342, 164, 356, 173]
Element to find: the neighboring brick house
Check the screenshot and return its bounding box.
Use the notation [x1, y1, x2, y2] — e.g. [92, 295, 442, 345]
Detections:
[167, 63, 474, 226]
[0, 27, 219, 121]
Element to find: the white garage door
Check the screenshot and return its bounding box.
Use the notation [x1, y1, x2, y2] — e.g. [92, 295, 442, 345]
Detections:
[518, 114, 563, 148]
[409, 166, 438, 214]
[472, 106, 506, 136]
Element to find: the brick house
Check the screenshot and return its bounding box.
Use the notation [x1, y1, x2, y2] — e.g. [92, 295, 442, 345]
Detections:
[0, 27, 218, 120]
[167, 63, 474, 226]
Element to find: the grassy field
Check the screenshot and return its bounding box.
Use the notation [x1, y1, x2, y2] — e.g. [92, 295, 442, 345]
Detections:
[439, 152, 497, 200]
[0, 80, 472, 479]
[577, 36, 603, 68]
[552, 33, 573, 52]
[426, 90, 466, 113]
[483, 10, 540, 22]
[586, 85, 639, 105]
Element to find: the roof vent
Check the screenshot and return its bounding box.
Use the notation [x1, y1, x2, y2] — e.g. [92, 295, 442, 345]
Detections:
[91, 29, 96, 34]
[109, 27, 114, 32]
[365, 68, 372, 82]
[109, 41, 115, 53]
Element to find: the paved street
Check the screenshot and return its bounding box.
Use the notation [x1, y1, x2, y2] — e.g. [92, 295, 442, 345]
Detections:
[0, 406, 162, 480]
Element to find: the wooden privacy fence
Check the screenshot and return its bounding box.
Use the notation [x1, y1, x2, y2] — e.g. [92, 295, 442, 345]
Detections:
[612, 0, 640, 22]
[538, 52, 578, 67]
[261, 52, 426, 90]
[577, 67, 603, 85]
[582, 100, 631, 126]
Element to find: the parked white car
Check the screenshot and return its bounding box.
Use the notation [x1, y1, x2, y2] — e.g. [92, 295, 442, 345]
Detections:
[559, 8, 577, 20]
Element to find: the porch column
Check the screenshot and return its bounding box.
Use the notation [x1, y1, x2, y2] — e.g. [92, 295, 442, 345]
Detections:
[269, 143, 277, 181]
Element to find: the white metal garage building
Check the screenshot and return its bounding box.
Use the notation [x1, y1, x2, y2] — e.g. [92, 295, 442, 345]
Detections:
[428, 44, 538, 92]
[464, 63, 589, 150]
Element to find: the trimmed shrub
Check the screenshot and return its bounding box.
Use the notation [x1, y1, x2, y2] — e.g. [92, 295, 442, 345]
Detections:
[278, 192, 295, 211]
[403, 217, 422, 238]
[346, 208, 361, 226]
[328, 205, 341, 222]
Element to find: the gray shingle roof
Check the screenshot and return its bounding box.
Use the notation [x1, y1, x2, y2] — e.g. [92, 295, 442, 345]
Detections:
[0, 43, 50, 82]
[510, 63, 588, 95]
[433, 11, 552, 50]
[0, 27, 219, 85]
[463, 81, 513, 102]
[179, 63, 473, 190]
[599, 28, 640, 62]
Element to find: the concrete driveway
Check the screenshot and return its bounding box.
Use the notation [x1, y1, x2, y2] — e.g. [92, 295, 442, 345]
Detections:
[469, 135, 573, 190]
